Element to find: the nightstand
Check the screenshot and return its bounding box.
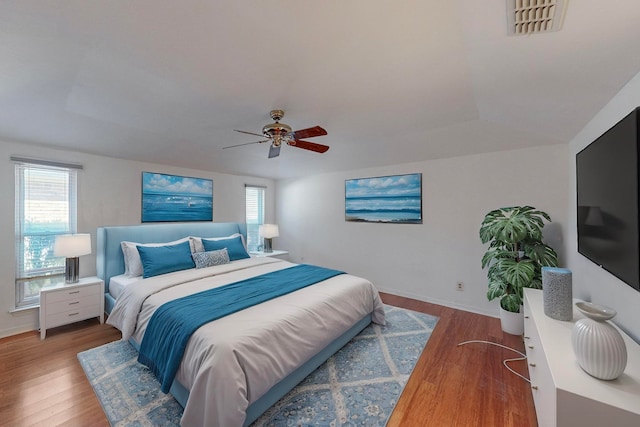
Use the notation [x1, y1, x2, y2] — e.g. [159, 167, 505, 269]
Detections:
[250, 249, 289, 258]
[39, 276, 104, 340]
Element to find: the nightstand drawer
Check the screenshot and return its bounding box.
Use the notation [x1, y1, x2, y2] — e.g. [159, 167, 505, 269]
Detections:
[45, 283, 101, 304]
[45, 304, 101, 329]
[46, 294, 100, 315]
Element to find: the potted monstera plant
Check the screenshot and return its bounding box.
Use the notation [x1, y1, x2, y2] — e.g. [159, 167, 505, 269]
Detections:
[479, 206, 559, 334]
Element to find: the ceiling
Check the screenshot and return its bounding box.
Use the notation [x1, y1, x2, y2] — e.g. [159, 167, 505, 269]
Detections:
[2, 1, 640, 180]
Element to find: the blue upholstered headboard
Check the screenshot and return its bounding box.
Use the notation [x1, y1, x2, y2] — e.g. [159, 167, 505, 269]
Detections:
[97, 222, 247, 292]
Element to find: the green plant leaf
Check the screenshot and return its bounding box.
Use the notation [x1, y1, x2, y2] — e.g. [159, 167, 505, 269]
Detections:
[524, 242, 559, 267]
[487, 278, 507, 301]
[500, 258, 535, 288]
[481, 249, 496, 269]
[481, 248, 519, 269]
[500, 293, 522, 312]
[487, 263, 503, 282]
[529, 277, 543, 289]
[479, 209, 505, 244]
[479, 206, 552, 245]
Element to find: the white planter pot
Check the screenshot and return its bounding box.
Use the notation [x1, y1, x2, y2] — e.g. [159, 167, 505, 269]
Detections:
[500, 306, 524, 335]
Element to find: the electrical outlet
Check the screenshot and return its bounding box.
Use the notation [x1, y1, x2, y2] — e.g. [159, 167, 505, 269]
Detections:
[456, 282, 464, 291]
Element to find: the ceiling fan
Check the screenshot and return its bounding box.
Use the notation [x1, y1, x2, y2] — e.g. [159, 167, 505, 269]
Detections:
[224, 110, 329, 158]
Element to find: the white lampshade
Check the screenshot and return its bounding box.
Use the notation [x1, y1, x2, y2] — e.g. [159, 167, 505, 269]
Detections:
[259, 224, 279, 239]
[54, 233, 92, 258]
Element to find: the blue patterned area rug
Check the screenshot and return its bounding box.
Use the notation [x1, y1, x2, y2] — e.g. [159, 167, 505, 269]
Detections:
[78, 305, 438, 426]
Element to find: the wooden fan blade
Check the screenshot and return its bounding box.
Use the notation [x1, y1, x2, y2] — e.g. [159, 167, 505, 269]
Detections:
[289, 139, 330, 153]
[222, 140, 268, 149]
[291, 126, 327, 140]
[234, 129, 266, 138]
[268, 144, 281, 158]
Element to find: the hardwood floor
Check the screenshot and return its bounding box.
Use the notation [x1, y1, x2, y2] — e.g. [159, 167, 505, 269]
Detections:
[0, 294, 537, 426]
[380, 293, 537, 427]
[0, 319, 121, 427]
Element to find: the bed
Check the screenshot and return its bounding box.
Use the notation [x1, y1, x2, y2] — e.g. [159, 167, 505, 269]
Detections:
[97, 222, 385, 427]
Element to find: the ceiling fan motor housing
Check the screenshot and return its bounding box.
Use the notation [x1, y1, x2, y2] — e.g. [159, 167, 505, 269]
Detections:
[263, 121, 292, 147]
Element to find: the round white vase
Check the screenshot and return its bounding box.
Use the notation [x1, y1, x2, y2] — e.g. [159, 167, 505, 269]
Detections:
[499, 306, 524, 335]
[571, 302, 627, 380]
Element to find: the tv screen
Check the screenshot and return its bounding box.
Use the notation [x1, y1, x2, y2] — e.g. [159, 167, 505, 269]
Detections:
[576, 107, 640, 292]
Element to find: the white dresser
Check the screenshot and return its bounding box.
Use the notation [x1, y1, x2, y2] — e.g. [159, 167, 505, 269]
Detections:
[523, 288, 640, 427]
[39, 276, 104, 339]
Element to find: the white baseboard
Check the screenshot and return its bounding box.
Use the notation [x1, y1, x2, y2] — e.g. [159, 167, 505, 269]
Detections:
[377, 287, 498, 319]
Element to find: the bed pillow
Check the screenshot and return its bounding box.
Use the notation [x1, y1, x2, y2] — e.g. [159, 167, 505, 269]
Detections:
[121, 237, 191, 277]
[202, 235, 250, 261]
[137, 240, 196, 278]
[192, 248, 230, 269]
[190, 233, 247, 253]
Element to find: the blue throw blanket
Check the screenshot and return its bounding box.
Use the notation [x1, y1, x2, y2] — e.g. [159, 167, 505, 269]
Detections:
[138, 264, 345, 392]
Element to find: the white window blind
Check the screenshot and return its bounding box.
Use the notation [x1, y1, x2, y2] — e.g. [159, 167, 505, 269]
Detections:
[245, 185, 265, 252]
[14, 160, 79, 307]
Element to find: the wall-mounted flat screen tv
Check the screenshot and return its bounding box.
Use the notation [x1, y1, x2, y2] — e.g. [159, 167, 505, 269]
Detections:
[576, 107, 640, 292]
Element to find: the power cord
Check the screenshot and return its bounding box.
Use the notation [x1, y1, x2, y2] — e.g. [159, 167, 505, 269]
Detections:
[457, 340, 531, 383]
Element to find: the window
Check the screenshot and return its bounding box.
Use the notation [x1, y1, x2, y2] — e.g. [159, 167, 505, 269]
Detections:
[245, 185, 265, 252]
[14, 158, 80, 308]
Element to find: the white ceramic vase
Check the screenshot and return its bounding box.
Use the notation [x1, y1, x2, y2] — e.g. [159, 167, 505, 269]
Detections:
[500, 306, 524, 335]
[571, 302, 627, 380]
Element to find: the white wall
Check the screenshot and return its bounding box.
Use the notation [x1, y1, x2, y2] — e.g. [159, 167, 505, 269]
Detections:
[276, 144, 570, 318]
[567, 72, 640, 343]
[0, 140, 275, 339]
[11, 75, 640, 342]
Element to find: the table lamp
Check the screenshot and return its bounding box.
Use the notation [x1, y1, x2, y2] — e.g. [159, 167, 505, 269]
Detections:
[259, 224, 279, 253]
[54, 233, 92, 283]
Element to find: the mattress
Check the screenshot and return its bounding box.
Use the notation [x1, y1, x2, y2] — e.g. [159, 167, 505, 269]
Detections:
[108, 274, 142, 299]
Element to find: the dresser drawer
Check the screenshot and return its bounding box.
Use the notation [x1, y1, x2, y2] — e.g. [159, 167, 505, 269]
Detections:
[524, 311, 544, 391]
[524, 291, 558, 427]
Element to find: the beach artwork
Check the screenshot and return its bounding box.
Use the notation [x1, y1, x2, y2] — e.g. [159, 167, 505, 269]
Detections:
[345, 173, 422, 223]
[142, 172, 213, 222]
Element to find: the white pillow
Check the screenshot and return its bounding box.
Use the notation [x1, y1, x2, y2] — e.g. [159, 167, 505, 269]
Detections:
[190, 233, 247, 253]
[121, 237, 191, 277]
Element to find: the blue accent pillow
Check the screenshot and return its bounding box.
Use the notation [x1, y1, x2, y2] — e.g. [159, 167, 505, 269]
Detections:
[137, 240, 196, 278]
[192, 249, 230, 269]
[202, 235, 250, 261]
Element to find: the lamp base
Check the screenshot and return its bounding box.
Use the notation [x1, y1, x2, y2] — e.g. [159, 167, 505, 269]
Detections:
[65, 257, 80, 283]
[263, 238, 273, 253]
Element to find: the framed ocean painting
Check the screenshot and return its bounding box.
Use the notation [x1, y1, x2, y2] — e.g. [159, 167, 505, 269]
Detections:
[141, 172, 213, 222]
[345, 173, 422, 223]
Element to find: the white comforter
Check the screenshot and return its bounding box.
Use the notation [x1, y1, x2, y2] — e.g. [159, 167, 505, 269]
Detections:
[107, 257, 385, 427]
